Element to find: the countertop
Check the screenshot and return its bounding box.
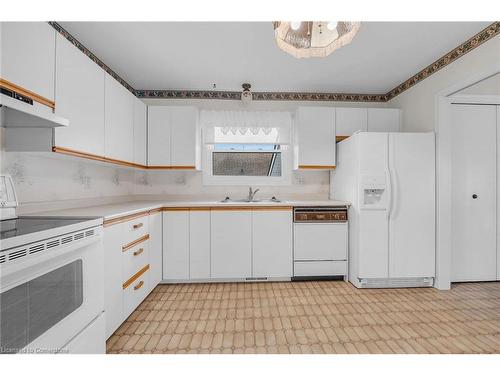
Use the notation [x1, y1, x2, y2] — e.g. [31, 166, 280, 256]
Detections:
[28, 199, 350, 221]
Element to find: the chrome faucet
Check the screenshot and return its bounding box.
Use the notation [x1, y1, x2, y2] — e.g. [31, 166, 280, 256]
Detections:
[248, 187, 260, 201]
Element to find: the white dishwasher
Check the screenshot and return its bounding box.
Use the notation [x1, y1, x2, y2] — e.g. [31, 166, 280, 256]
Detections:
[293, 207, 348, 280]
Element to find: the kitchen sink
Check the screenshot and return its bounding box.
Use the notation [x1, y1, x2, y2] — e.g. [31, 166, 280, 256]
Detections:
[220, 197, 282, 203]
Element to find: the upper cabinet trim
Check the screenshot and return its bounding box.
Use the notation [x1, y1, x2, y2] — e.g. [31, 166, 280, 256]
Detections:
[49, 22, 500, 102]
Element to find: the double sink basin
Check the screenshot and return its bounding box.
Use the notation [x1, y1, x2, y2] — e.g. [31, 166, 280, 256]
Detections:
[219, 197, 282, 203]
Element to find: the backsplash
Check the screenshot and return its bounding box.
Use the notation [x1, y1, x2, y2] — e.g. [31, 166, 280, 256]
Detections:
[1, 129, 330, 206]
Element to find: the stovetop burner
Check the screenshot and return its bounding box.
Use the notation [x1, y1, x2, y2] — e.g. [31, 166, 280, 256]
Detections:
[0, 216, 100, 240]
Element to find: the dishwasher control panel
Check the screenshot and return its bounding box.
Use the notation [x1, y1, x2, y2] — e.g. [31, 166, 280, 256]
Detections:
[293, 207, 348, 222]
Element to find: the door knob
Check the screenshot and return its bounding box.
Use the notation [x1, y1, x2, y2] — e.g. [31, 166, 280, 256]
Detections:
[472, 194, 478, 199]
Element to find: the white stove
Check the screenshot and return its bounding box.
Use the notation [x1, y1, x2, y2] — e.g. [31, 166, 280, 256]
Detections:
[0, 175, 106, 354]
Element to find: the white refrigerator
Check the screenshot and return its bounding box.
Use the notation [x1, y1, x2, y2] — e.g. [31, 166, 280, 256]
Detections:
[331, 132, 435, 288]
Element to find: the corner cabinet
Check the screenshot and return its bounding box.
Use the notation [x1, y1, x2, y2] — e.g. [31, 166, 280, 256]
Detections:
[53, 33, 105, 156]
[148, 106, 199, 169]
[295, 107, 336, 170]
[133, 97, 147, 166]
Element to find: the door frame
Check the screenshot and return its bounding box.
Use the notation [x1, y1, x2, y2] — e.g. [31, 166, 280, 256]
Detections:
[435, 67, 500, 289]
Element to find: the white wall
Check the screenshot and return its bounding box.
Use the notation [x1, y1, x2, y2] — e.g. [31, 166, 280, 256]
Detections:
[388, 36, 500, 131]
[457, 72, 500, 95]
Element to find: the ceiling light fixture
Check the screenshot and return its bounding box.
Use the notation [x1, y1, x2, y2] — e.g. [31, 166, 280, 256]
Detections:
[273, 21, 360, 59]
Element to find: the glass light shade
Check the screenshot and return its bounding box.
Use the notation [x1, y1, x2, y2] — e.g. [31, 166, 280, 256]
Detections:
[273, 21, 360, 58]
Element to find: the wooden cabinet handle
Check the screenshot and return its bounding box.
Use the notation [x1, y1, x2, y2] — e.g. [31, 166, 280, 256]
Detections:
[134, 280, 144, 290]
[133, 223, 144, 229]
[133, 248, 144, 256]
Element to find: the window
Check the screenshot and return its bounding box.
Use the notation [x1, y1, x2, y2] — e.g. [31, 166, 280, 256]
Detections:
[201, 110, 292, 186]
[212, 144, 282, 177]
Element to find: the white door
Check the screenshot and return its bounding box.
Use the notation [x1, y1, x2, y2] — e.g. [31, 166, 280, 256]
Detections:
[367, 108, 400, 132]
[190, 210, 211, 279]
[104, 74, 134, 162]
[148, 106, 172, 166]
[388, 133, 435, 278]
[148, 211, 163, 290]
[54, 33, 105, 156]
[252, 209, 292, 278]
[336, 108, 367, 136]
[163, 211, 190, 280]
[133, 98, 147, 166]
[357, 133, 390, 279]
[451, 104, 497, 282]
[296, 107, 336, 167]
[211, 210, 252, 278]
[170, 106, 197, 167]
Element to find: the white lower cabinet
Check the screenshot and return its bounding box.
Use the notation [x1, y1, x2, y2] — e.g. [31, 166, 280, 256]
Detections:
[104, 211, 161, 339]
[163, 210, 190, 280]
[189, 210, 211, 279]
[148, 211, 163, 291]
[211, 210, 252, 278]
[103, 223, 124, 339]
[252, 209, 292, 278]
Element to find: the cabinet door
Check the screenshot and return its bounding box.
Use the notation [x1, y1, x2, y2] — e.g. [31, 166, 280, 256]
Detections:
[190, 210, 211, 279]
[133, 98, 147, 166]
[335, 108, 367, 136]
[105, 74, 134, 162]
[296, 107, 336, 167]
[148, 106, 171, 166]
[170, 106, 198, 167]
[211, 210, 252, 278]
[252, 209, 292, 278]
[149, 212, 163, 290]
[1, 22, 56, 102]
[367, 108, 400, 132]
[103, 224, 123, 339]
[163, 211, 190, 280]
[54, 33, 105, 155]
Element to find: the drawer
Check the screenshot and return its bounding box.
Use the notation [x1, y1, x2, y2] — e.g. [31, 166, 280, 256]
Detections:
[122, 215, 149, 244]
[122, 237, 149, 282]
[294, 223, 347, 261]
[294, 260, 347, 277]
[123, 265, 150, 319]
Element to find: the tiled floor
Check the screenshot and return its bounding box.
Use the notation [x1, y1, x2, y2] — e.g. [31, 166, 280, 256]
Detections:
[106, 281, 500, 354]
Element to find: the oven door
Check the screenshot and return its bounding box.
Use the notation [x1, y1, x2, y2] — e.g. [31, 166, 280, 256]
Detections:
[0, 227, 103, 354]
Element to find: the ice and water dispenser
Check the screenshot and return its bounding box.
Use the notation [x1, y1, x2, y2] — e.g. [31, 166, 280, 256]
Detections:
[359, 175, 388, 210]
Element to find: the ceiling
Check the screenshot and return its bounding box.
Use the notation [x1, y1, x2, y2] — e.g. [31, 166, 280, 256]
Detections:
[59, 22, 490, 94]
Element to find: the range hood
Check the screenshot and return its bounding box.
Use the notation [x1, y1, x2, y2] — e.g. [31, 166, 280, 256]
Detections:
[0, 88, 69, 128]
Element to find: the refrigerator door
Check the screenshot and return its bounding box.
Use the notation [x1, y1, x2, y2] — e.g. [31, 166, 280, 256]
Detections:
[388, 133, 435, 278]
[357, 133, 390, 278]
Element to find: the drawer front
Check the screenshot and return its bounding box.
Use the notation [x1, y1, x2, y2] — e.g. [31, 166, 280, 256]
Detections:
[294, 261, 347, 277]
[122, 238, 149, 282]
[123, 215, 149, 244]
[294, 223, 347, 261]
[123, 266, 149, 319]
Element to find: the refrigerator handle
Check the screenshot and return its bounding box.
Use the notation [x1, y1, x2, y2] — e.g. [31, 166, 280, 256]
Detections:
[386, 169, 393, 219]
[390, 169, 398, 218]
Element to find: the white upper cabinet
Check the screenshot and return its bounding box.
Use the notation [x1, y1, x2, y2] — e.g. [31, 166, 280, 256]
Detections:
[296, 107, 336, 168]
[148, 106, 198, 168]
[335, 108, 368, 136]
[367, 108, 401, 132]
[252, 210, 292, 278]
[105, 73, 134, 162]
[133, 98, 147, 165]
[148, 106, 172, 166]
[170, 106, 198, 167]
[54, 33, 105, 155]
[0, 22, 56, 103]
